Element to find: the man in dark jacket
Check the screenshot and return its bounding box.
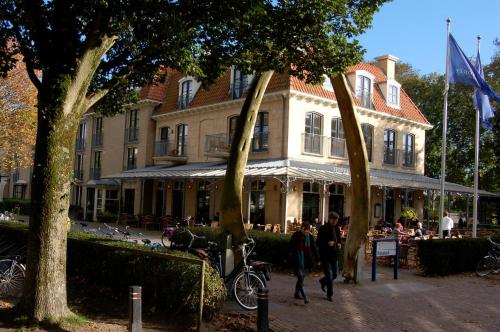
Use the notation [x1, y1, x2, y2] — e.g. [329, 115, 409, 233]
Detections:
[289, 221, 318, 304]
[317, 212, 341, 301]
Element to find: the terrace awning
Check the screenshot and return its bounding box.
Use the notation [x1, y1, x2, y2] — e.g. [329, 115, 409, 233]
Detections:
[103, 159, 496, 196]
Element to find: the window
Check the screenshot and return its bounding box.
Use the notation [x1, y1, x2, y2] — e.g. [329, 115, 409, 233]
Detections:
[93, 117, 103, 147]
[75, 154, 84, 180]
[160, 127, 169, 141]
[384, 129, 396, 165]
[356, 75, 372, 108]
[403, 133, 415, 167]
[176, 124, 188, 156]
[127, 147, 137, 170]
[330, 117, 346, 158]
[179, 80, 192, 109]
[126, 110, 139, 142]
[304, 112, 322, 154]
[13, 184, 25, 199]
[76, 122, 85, 150]
[361, 124, 374, 162]
[252, 112, 269, 152]
[196, 181, 211, 223]
[302, 182, 320, 222]
[233, 69, 249, 99]
[105, 190, 119, 214]
[92, 151, 101, 179]
[250, 180, 265, 225]
[388, 85, 399, 105]
[228, 116, 239, 146]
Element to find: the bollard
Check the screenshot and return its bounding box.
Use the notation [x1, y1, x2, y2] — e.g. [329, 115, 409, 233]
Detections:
[257, 288, 269, 332]
[129, 286, 142, 332]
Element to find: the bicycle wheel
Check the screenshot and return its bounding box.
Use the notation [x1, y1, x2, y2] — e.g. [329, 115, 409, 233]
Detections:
[0, 260, 25, 298]
[233, 271, 265, 310]
[476, 256, 496, 277]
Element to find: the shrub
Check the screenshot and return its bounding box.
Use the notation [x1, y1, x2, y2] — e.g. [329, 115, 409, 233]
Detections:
[1, 199, 32, 216]
[416, 237, 500, 276]
[0, 223, 225, 316]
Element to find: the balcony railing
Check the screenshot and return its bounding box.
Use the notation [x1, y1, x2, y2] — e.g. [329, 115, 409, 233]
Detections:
[92, 132, 103, 148]
[329, 137, 347, 158]
[302, 133, 324, 155]
[90, 167, 101, 180]
[125, 127, 139, 143]
[125, 160, 137, 170]
[74, 169, 84, 181]
[75, 138, 85, 151]
[205, 134, 230, 154]
[154, 140, 187, 158]
[400, 149, 416, 168]
[383, 146, 397, 165]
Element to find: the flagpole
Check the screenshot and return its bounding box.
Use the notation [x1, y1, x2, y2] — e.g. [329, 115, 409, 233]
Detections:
[439, 18, 451, 239]
[472, 35, 481, 238]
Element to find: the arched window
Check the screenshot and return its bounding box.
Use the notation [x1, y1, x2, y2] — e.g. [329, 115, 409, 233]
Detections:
[304, 112, 323, 154]
[232, 68, 249, 99]
[361, 123, 374, 162]
[356, 75, 372, 108]
[330, 117, 346, 157]
[179, 80, 192, 109]
[228, 115, 239, 146]
[252, 112, 269, 152]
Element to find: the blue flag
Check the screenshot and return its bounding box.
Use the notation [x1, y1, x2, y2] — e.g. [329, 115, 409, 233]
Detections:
[473, 50, 494, 129]
[448, 34, 500, 103]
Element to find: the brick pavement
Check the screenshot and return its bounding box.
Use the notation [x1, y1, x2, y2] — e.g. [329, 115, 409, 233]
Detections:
[221, 265, 500, 332]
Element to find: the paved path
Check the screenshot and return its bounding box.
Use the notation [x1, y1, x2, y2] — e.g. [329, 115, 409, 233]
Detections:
[222, 266, 500, 332]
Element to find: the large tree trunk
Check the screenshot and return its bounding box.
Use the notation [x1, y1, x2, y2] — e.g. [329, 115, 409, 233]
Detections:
[20, 37, 115, 323]
[21, 91, 83, 322]
[220, 70, 274, 245]
[330, 74, 370, 283]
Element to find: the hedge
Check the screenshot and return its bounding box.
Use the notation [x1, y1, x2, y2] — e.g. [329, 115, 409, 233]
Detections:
[416, 237, 500, 276]
[0, 222, 225, 316]
[0, 199, 32, 216]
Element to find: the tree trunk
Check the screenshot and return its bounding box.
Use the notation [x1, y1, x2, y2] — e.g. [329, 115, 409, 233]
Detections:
[220, 70, 274, 245]
[330, 74, 370, 283]
[21, 90, 84, 322]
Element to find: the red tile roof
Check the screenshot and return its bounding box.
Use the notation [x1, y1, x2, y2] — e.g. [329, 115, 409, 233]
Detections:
[150, 64, 430, 126]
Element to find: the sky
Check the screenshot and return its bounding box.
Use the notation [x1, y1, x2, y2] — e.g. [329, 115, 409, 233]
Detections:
[358, 0, 500, 75]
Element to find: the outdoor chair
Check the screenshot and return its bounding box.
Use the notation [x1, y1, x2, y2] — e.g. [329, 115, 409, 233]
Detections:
[141, 215, 160, 230]
[272, 224, 281, 233]
[264, 224, 272, 232]
[243, 223, 253, 231]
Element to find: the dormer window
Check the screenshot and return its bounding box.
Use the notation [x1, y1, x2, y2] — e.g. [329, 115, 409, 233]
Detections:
[179, 80, 192, 109]
[388, 84, 400, 107]
[232, 68, 249, 99]
[356, 75, 372, 109]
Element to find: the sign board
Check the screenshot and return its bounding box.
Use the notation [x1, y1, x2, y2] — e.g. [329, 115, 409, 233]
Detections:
[371, 238, 400, 281]
[376, 240, 397, 257]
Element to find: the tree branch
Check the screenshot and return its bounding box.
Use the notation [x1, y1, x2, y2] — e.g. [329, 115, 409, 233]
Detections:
[24, 54, 42, 91]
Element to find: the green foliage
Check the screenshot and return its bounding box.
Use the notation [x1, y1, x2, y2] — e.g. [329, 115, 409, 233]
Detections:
[416, 237, 500, 275]
[0, 223, 225, 316]
[96, 210, 117, 223]
[397, 53, 499, 191]
[401, 207, 418, 221]
[0, 198, 31, 215]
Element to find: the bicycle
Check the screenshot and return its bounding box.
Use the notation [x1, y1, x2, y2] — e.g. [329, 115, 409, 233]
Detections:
[476, 237, 500, 277]
[0, 255, 26, 298]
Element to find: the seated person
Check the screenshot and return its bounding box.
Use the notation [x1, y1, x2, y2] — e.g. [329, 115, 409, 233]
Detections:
[393, 223, 409, 243]
[414, 222, 427, 237]
[374, 219, 385, 231]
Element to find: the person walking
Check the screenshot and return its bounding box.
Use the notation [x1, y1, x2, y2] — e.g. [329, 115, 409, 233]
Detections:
[317, 212, 342, 301]
[441, 211, 454, 238]
[288, 221, 318, 304]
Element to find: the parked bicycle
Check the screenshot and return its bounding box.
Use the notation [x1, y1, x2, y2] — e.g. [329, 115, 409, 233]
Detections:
[0, 255, 26, 298]
[476, 237, 500, 277]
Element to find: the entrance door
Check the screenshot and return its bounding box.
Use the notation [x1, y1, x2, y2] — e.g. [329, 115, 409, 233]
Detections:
[86, 187, 95, 221]
[156, 186, 164, 217]
[196, 181, 210, 224]
[302, 193, 320, 222]
[385, 190, 395, 225]
[329, 195, 344, 219]
[124, 189, 135, 215]
[172, 181, 184, 220]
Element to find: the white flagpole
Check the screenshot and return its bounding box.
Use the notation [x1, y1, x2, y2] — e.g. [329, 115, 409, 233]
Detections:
[472, 35, 481, 238]
[439, 18, 451, 239]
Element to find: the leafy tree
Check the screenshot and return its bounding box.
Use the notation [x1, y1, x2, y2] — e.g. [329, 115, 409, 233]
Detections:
[0, 0, 271, 323]
[219, 0, 388, 282]
[397, 39, 499, 193]
[0, 56, 37, 172]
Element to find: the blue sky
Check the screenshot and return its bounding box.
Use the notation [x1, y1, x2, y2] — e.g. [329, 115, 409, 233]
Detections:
[358, 0, 499, 75]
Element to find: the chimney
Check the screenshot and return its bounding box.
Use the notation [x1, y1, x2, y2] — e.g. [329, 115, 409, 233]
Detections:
[374, 54, 399, 80]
